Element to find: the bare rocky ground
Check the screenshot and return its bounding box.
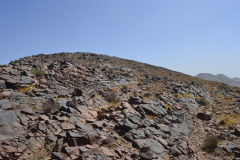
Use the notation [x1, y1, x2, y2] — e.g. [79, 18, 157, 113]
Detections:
[0, 52, 239, 160]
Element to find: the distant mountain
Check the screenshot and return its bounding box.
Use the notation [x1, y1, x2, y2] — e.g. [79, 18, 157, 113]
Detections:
[196, 73, 240, 87]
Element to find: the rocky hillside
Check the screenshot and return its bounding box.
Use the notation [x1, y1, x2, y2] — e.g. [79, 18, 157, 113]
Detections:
[197, 73, 240, 87]
[0, 53, 239, 160]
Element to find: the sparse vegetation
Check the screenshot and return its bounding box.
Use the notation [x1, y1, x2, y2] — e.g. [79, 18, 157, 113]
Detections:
[72, 88, 83, 96]
[18, 84, 35, 93]
[198, 97, 210, 106]
[202, 135, 218, 153]
[164, 104, 171, 111]
[105, 92, 120, 103]
[33, 139, 56, 160]
[31, 67, 45, 77]
[104, 91, 121, 107]
[41, 99, 59, 114]
[146, 114, 157, 120]
[220, 113, 240, 125]
[216, 94, 224, 99]
[121, 85, 128, 93]
[177, 92, 192, 99]
[224, 97, 237, 103]
[54, 97, 67, 102]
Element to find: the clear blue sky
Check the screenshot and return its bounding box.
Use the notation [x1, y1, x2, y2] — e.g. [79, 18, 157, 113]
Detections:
[0, 1, 240, 77]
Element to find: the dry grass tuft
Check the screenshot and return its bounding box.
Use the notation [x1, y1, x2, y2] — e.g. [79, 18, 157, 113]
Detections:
[146, 114, 157, 120]
[18, 84, 35, 93]
[220, 113, 240, 125]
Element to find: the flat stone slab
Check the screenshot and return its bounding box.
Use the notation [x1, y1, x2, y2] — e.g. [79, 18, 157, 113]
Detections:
[0, 110, 22, 139]
[0, 99, 11, 109]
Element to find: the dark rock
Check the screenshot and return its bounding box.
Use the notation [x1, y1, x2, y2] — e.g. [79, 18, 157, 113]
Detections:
[21, 107, 34, 115]
[61, 122, 75, 130]
[155, 137, 168, 149]
[72, 88, 83, 96]
[92, 121, 104, 129]
[177, 141, 188, 155]
[225, 144, 237, 153]
[50, 84, 70, 97]
[126, 113, 142, 125]
[39, 115, 49, 121]
[76, 123, 94, 132]
[0, 79, 6, 89]
[170, 146, 182, 157]
[171, 122, 193, 137]
[172, 114, 183, 123]
[177, 155, 188, 160]
[64, 146, 80, 157]
[139, 147, 156, 160]
[67, 131, 83, 138]
[100, 146, 115, 157]
[157, 124, 170, 134]
[17, 113, 29, 126]
[197, 112, 212, 121]
[177, 97, 198, 109]
[47, 134, 57, 142]
[124, 132, 134, 142]
[0, 74, 34, 89]
[52, 152, 65, 160]
[54, 138, 64, 152]
[130, 129, 146, 139]
[140, 103, 166, 116]
[66, 131, 90, 146]
[128, 96, 145, 105]
[145, 127, 162, 136]
[234, 128, 240, 136]
[53, 115, 65, 122]
[88, 131, 102, 145]
[115, 119, 137, 133]
[80, 149, 108, 160]
[133, 139, 165, 154]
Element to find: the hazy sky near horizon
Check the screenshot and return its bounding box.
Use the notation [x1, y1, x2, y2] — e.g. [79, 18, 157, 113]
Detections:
[0, 1, 240, 77]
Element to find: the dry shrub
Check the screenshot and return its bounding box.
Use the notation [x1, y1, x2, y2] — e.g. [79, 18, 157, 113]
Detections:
[198, 97, 210, 106]
[31, 67, 45, 77]
[105, 92, 120, 103]
[202, 135, 218, 153]
[41, 99, 59, 114]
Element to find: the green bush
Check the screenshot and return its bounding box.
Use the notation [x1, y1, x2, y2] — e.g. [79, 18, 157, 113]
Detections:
[31, 67, 45, 77]
[202, 136, 218, 153]
[199, 97, 210, 106]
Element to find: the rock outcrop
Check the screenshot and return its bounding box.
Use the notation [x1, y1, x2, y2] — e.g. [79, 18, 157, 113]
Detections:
[0, 52, 239, 160]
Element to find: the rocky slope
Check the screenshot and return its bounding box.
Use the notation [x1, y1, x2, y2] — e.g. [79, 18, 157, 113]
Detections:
[0, 52, 239, 160]
[196, 73, 240, 87]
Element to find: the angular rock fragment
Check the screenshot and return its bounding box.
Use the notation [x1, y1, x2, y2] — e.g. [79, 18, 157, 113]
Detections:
[197, 112, 212, 121]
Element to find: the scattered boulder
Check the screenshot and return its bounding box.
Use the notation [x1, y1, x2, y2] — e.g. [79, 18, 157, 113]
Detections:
[197, 112, 212, 121]
[0, 53, 238, 160]
[233, 128, 240, 137]
[139, 147, 156, 160]
[128, 96, 145, 105]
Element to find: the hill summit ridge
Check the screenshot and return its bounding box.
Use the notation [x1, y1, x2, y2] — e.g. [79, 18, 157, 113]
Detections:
[0, 53, 239, 160]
